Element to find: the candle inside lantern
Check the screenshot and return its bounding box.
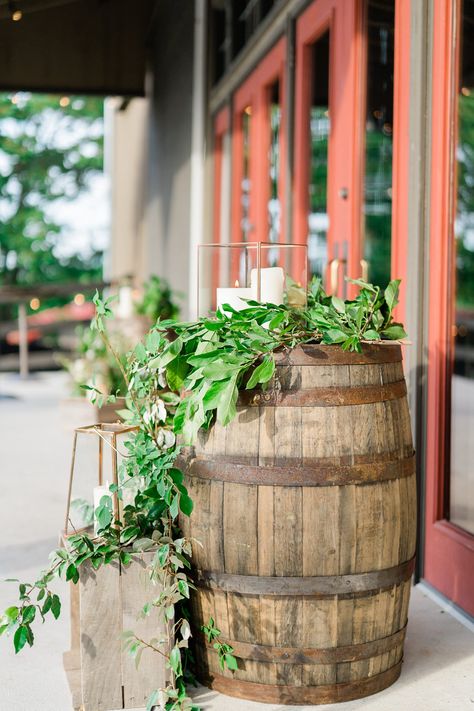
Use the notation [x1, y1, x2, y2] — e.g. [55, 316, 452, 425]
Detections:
[93, 480, 112, 534]
[216, 280, 254, 312]
[251, 266, 285, 305]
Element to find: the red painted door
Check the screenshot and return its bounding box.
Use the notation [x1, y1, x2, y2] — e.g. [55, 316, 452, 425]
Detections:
[293, 0, 410, 301]
[293, 0, 362, 294]
[425, 0, 474, 617]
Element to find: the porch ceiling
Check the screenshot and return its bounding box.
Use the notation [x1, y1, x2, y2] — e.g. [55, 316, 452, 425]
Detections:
[0, 0, 157, 96]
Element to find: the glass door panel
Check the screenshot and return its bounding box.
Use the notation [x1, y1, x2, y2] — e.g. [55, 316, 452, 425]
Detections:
[450, 0, 474, 535]
[268, 80, 282, 244]
[362, 0, 395, 287]
[240, 105, 253, 242]
[308, 31, 330, 280]
[294, 0, 361, 296]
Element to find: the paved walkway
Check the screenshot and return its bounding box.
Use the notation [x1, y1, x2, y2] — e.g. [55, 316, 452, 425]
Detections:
[0, 372, 473, 711]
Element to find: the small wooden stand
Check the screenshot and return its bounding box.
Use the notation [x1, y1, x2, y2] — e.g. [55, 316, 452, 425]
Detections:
[63, 548, 167, 711]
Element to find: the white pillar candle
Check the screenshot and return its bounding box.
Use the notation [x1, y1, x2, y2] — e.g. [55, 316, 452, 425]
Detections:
[216, 281, 254, 312]
[117, 286, 134, 319]
[251, 266, 285, 305]
[93, 480, 112, 534]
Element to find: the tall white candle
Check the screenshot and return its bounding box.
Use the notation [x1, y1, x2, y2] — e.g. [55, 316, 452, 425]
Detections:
[216, 281, 254, 312]
[93, 480, 112, 534]
[251, 267, 285, 305]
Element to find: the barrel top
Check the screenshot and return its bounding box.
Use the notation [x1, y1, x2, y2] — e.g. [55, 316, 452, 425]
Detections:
[274, 343, 402, 366]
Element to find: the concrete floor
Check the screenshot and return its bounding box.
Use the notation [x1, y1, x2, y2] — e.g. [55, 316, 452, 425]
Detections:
[0, 372, 473, 711]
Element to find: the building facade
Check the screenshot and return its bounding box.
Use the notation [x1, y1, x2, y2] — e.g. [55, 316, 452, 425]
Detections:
[119, 0, 472, 619]
[0, 0, 471, 620]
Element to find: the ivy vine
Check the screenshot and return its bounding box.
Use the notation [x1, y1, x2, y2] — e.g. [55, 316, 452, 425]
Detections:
[0, 277, 406, 710]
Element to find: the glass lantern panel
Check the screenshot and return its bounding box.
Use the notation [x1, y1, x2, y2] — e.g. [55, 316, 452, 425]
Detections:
[198, 242, 308, 316]
[268, 80, 281, 243]
[240, 106, 253, 241]
[308, 30, 330, 280]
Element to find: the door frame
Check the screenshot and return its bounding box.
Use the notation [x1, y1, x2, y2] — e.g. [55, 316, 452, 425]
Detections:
[231, 36, 287, 246]
[424, 0, 474, 617]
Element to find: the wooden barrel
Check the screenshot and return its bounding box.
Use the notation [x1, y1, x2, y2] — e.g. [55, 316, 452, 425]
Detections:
[181, 343, 416, 705]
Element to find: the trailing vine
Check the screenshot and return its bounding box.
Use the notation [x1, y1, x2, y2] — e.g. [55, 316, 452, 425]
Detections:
[0, 277, 406, 710]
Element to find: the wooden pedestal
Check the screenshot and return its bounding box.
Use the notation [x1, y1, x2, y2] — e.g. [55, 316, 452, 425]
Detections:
[63, 551, 167, 711]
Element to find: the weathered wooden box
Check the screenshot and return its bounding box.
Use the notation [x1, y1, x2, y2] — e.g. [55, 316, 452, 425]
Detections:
[63, 551, 167, 711]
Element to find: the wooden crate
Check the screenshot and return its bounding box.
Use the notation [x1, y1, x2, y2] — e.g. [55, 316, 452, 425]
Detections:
[63, 551, 168, 711]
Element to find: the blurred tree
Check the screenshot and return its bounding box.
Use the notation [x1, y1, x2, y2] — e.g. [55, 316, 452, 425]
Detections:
[0, 93, 105, 315]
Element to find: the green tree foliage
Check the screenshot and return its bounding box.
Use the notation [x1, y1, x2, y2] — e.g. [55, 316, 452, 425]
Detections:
[0, 93, 105, 313]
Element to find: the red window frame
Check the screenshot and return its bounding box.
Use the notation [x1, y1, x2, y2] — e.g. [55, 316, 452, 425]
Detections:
[424, 0, 474, 616]
[231, 37, 287, 249]
[211, 106, 230, 302]
[293, 0, 410, 304]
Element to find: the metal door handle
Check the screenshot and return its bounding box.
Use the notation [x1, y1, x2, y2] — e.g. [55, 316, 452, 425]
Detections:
[328, 258, 347, 295]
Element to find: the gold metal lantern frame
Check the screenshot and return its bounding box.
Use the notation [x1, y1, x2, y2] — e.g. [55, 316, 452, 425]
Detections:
[64, 422, 138, 536]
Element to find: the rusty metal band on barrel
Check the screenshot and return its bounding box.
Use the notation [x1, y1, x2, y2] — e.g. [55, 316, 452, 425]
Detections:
[203, 624, 406, 664]
[184, 452, 415, 486]
[204, 660, 403, 704]
[194, 556, 415, 597]
[273, 343, 402, 366]
[238, 379, 407, 407]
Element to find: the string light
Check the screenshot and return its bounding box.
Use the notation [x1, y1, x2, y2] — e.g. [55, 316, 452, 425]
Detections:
[8, 1, 22, 21]
[59, 96, 70, 107]
[29, 298, 40, 311]
[73, 293, 85, 306]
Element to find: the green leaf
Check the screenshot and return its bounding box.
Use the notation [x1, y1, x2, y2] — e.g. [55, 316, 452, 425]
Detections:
[146, 689, 160, 711]
[322, 329, 347, 344]
[216, 374, 239, 426]
[51, 595, 61, 620]
[202, 378, 231, 411]
[224, 653, 239, 671]
[178, 580, 190, 598]
[363, 329, 381, 341]
[179, 493, 193, 516]
[4, 606, 19, 622]
[145, 329, 162, 352]
[42, 596, 52, 616]
[149, 336, 183, 370]
[21, 605, 36, 624]
[384, 279, 400, 313]
[166, 356, 189, 391]
[170, 494, 180, 520]
[169, 646, 182, 676]
[66, 564, 79, 583]
[245, 356, 275, 390]
[331, 296, 346, 314]
[14, 625, 29, 653]
[381, 325, 407, 340]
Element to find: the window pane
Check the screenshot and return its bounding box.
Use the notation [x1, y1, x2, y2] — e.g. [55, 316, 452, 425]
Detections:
[363, 0, 394, 287]
[308, 30, 330, 280]
[240, 106, 252, 241]
[450, 0, 474, 535]
[268, 80, 281, 244]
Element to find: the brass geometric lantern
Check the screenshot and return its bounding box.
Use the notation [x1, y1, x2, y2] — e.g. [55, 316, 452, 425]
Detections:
[197, 241, 308, 317]
[64, 423, 138, 537]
